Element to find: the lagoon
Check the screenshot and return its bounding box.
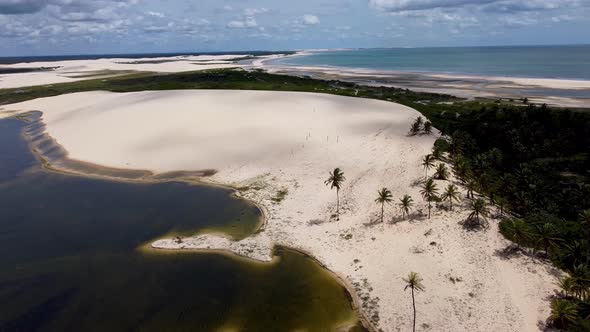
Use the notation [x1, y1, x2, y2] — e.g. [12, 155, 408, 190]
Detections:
[0, 117, 362, 331]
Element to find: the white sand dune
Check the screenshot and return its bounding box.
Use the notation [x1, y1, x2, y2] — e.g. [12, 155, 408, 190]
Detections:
[3, 90, 560, 331]
[0, 55, 247, 89]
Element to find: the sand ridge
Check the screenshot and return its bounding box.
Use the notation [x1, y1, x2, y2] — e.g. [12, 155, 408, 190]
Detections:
[0, 54, 248, 89]
[4, 90, 560, 331]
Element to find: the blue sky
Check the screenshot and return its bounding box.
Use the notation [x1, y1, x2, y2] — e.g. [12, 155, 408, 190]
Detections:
[0, 0, 589, 56]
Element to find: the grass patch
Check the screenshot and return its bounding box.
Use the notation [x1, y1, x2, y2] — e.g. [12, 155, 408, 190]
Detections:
[271, 188, 289, 203]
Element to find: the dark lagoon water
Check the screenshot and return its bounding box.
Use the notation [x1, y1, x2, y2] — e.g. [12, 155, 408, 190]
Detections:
[0, 117, 361, 331]
[275, 45, 590, 80]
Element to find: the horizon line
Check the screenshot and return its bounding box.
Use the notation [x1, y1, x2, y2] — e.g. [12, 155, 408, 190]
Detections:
[1, 43, 589, 59]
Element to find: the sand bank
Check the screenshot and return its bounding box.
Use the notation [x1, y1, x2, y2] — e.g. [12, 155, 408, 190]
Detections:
[3, 90, 560, 331]
[256, 55, 590, 108]
[0, 54, 248, 89]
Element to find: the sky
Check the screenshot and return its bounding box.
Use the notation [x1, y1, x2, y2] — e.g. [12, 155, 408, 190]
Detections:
[0, 0, 589, 56]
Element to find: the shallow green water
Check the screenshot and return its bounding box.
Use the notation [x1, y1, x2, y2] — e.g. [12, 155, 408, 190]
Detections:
[0, 117, 362, 331]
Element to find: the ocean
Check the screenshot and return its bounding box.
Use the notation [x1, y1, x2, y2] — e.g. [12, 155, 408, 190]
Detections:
[273, 45, 590, 81]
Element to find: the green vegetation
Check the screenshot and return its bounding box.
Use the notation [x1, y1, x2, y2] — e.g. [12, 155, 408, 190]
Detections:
[0, 68, 459, 106]
[271, 188, 289, 203]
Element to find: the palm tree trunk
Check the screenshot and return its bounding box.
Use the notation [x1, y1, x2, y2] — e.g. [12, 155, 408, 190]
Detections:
[428, 202, 431, 219]
[381, 202, 384, 223]
[336, 189, 340, 220]
[450, 200, 453, 211]
[411, 287, 416, 332]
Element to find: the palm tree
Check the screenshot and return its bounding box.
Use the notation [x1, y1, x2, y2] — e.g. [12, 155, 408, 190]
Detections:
[557, 276, 575, 298]
[467, 198, 489, 228]
[562, 241, 586, 267]
[431, 146, 443, 160]
[495, 196, 509, 216]
[420, 179, 439, 219]
[415, 116, 424, 127]
[465, 178, 478, 199]
[570, 264, 590, 300]
[421, 154, 435, 180]
[375, 188, 393, 223]
[403, 272, 425, 332]
[441, 184, 461, 210]
[580, 210, 590, 265]
[409, 122, 421, 136]
[423, 121, 432, 134]
[399, 194, 414, 220]
[434, 163, 449, 180]
[452, 158, 470, 182]
[505, 218, 530, 249]
[409, 117, 423, 135]
[324, 168, 345, 220]
[535, 223, 560, 255]
[548, 299, 578, 329]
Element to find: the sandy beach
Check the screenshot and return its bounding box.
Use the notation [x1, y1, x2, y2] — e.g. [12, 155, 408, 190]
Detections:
[256, 53, 590, 108]
[0, 54, 248, 89]
[3, 90, 560, 331]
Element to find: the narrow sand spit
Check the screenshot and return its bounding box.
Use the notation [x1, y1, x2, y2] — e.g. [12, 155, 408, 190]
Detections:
[0, 55, 247, 89]
[4, 90, 560, 331]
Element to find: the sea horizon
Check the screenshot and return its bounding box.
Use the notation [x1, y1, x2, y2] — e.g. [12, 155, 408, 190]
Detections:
[273, 44, 590, 81]
[4, 44, 590, 81]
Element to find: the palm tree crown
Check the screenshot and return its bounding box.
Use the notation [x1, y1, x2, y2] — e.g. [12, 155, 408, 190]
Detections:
[421, 154, 435, 179]
[399, 194, 414, 220]
[549, 299, 578, 329]
[420, 179, 439, 219]
[467, 198, 489, 228]
[441, 184, 461, 210]
[325, 168, 345, 220]
[404, 272, 425, 292]
[535, 223, 561, 255]
[375, 187, 393, 223]
[434, 163, 449, 180]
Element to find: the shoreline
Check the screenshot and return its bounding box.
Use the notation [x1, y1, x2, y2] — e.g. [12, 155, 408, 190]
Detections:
[4, 90, 561, 331]
[257, 52, 590, 108]
[263, 49, 590, 85]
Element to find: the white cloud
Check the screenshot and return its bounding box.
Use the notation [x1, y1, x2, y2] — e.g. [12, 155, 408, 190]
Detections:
[368, 0, 588, 12]
[227, 17, 258, 28]
[551, 14, 575, 22]
[146, 11, 164, 18]
[369, 0, 495, 11]
[302, 14, 320, 25]
[244, 7, 269, 16]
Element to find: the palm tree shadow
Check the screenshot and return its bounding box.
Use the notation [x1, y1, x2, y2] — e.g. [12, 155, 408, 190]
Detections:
[460, 218, 489, 232]
[494, 243, 522, 260]
[410, 177, 425, 188]
[364, 214, 384, 227]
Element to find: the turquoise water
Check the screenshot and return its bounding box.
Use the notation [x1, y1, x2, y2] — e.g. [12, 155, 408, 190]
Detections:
[275, 45, 590, 80]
